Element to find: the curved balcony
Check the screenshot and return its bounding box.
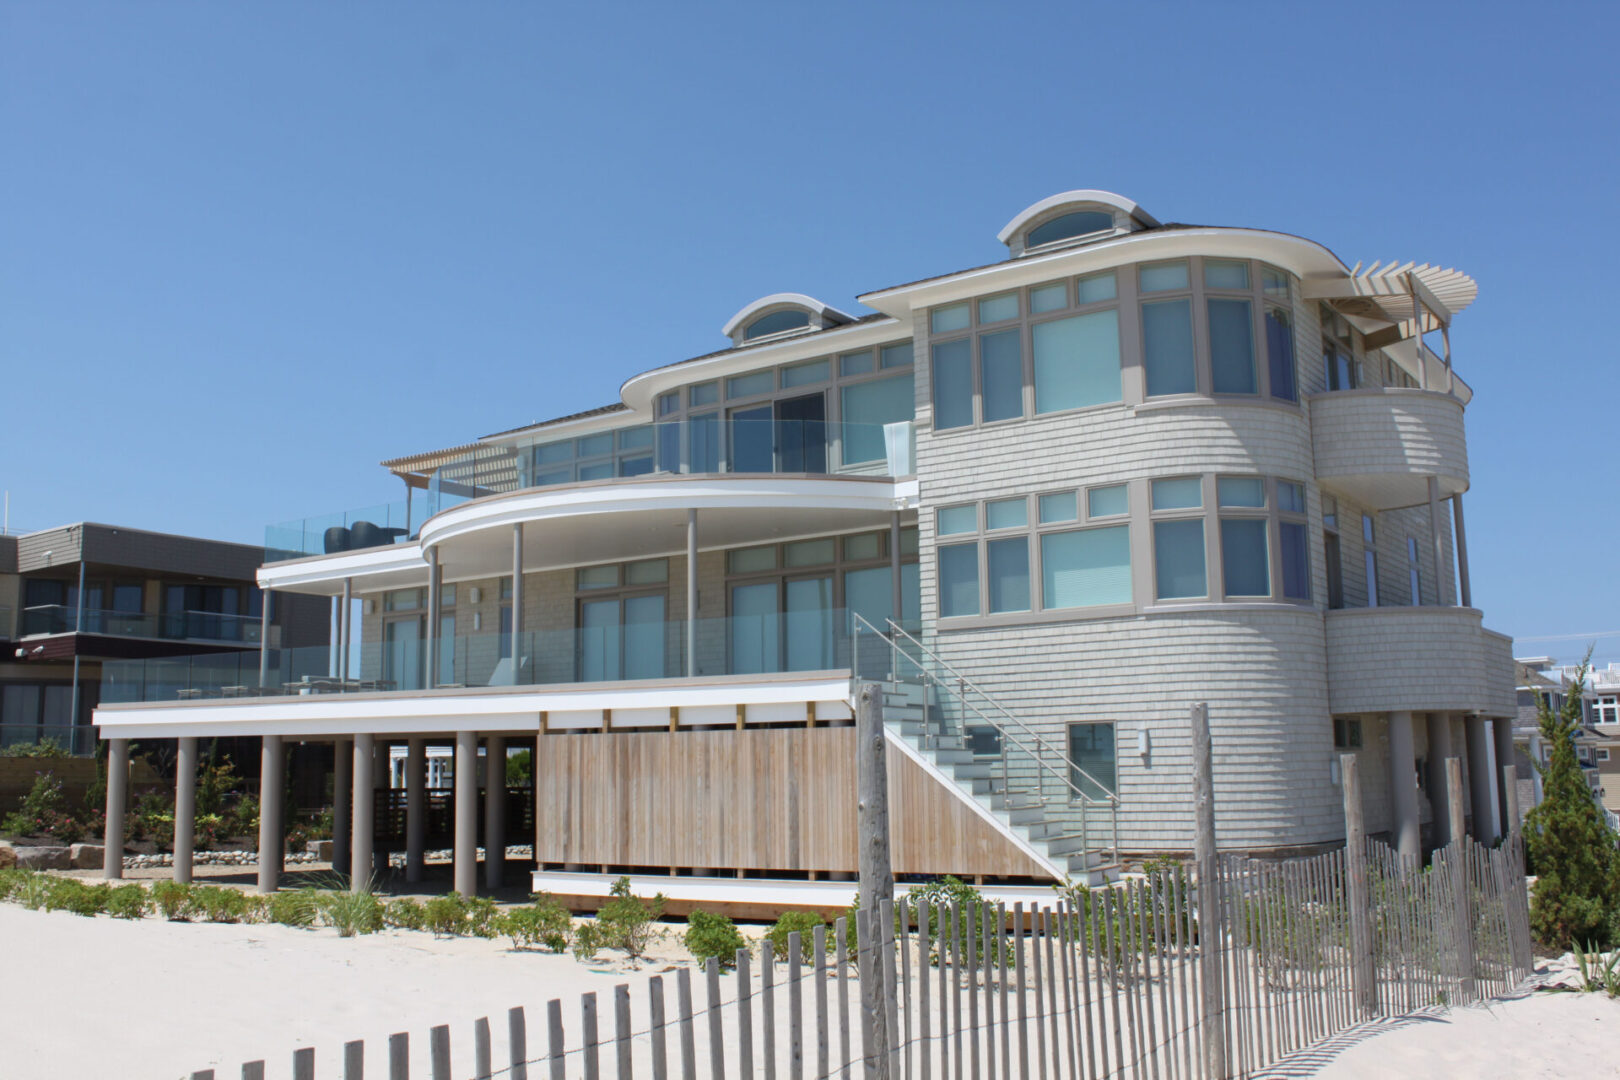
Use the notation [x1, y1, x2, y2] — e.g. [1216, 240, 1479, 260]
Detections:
[418, 472, 909, 578]
[1324, 607, 1514, 717]
[1308, 388, 1467, 510]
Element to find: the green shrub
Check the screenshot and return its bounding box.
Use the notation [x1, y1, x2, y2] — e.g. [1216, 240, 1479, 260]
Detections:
[571, 920, 604, 961]
[501, 894, 572, 952]
[107, 884, 149, 919]
[423, 893, 473, 936]
[43, 878, 110, 916]
[15, 871, 50, 910]
[0, 738, 69, 759]
[190, 885, 251, 923]
[152, 880, 193, 920]
[384, 897, 426, 931]
[2, 771, 87, 843]
[684, 909, 746, 967]
[593, 877, 665, 961]
[269, 888, 321, 928]
[0, 867, 29, 900]
[467, 896, 502, 939]
[320, 889, 384, 937]
[765, 910, 827, 963]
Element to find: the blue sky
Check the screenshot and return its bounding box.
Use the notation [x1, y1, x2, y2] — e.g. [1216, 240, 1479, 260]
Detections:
[2, 3, 1615, 663]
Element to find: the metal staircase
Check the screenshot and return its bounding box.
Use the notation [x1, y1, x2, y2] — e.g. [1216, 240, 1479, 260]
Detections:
[851, 615, 1120, 886]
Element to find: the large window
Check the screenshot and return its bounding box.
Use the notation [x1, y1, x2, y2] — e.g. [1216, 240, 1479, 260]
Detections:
[1067, 722, 1117, 800]
[937, 486, 1132, 619]
[727, 531, 918, 670]
[575, 559, 669, 682]
[1140, 259, 1297, 401]
[1152, 475, 1313, 604]
[931, 272, 1122, 431]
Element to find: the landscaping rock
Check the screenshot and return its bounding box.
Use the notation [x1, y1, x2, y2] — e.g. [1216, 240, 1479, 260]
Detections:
[0, 840, 15, 869]
[69, 843, 105, 870]
[15, 845, 71, 871]
[307, 839, 333, 861]
[126, 839, 158, 855]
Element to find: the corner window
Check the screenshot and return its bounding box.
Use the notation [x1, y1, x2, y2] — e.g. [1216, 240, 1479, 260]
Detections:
[1142, 298, 1197, 397]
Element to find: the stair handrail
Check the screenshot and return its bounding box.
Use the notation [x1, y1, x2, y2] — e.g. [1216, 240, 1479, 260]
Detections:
[851, 613, 1118, 808]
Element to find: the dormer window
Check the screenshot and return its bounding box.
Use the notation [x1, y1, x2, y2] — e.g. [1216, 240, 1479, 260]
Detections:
[743, 308, 811, 341]
[998, 190, 1159, 258]
[721, 292, 856, 348]
[1025, 210, 1115, 250]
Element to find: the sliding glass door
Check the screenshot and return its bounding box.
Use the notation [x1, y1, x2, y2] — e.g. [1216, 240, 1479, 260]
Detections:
[578, 594, 667, 682]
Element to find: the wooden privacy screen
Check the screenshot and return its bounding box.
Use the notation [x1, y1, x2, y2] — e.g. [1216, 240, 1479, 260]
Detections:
[533, 728, 1049, 879]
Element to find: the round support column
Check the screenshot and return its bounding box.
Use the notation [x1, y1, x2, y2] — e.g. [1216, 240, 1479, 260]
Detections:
[102, 738, 129, 879]
[350, 733, 374, 890]
[173, 736, 197, 884]
[406, 738, 427, 883]
[332, 738, 352, 874]
[1466, 717, 1500, 842]
[454, 731, 478, 896]
[1386, 711, 1421, 858]
[256, 735, 285, 894]
[1425, 713, 1454, 849]
[484, 735, 506, 891]
[1493, 716, 1518, 833]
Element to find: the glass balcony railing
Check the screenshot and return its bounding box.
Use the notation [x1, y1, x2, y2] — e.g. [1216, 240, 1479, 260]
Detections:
[265, 498, 418, 563]
[100, 609, 870, 704]
[20, 605, 263, 644]
[265, 418, 916, 563]
[0, 722, 99, 757]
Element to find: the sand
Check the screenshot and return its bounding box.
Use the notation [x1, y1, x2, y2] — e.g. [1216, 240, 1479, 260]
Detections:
[4, 900, 1619, 1079]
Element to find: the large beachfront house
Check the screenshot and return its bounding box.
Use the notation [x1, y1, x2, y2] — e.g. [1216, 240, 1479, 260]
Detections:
[94, 190, 1515, 905]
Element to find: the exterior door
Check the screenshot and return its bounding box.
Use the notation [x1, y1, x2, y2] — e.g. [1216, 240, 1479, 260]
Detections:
[775, 393, 826, 473]
[729, 581, 780, 674]
[383, 617, 423, 690]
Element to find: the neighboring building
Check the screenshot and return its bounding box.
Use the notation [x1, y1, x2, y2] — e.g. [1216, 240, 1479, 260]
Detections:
[95, 190, 1516, 904]
[1515, 656, 1618, 823]
[1, 523, 327, 755]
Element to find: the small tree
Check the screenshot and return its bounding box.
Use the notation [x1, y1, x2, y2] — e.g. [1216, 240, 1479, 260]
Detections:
[1525, 658, 1620, 949]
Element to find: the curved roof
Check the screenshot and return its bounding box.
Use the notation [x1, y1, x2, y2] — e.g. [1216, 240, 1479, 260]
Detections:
[996, 189, 1159, 245]
[719, 293, 855, 339]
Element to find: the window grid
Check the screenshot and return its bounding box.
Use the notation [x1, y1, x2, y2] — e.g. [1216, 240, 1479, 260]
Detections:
[930, 272, 1121, 431]
[935, 488, 1135, 619]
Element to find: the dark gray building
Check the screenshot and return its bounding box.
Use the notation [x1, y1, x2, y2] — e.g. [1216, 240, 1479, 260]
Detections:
[1, 522, 327, 754]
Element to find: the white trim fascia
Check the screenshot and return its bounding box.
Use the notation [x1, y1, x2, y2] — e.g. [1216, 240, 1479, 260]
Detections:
[418, 475, 906, 551]
[882, 726, 1064, 882]
[616, 317, 906, 415]
[93, 673, 855, 739]
[529, 870, 1066, 910]
[257, 541, 428, 591]
[858, 228, 1351, 317]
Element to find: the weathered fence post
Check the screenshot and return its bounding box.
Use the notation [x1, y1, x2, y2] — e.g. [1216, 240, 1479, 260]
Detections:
[855, 681, 893, 1080]
[1191, 702, 1227, 1080]
[1446, 757, 1476, 1002]
[1341, 753, 1378, 1017]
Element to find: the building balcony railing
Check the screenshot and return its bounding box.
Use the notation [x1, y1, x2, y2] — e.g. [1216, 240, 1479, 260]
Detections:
[20, 605, 263, 644]
[1308, 388, 1468, 511]
[99, 608, 912, 705]
[1324, 606, 1515, 717]
[0, 722, 99, 757]
[264, 418, 915, 562]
